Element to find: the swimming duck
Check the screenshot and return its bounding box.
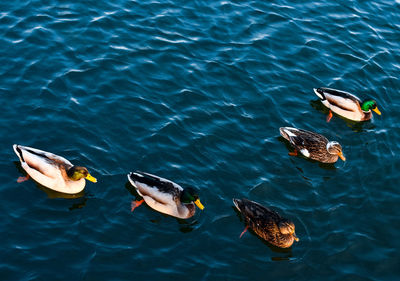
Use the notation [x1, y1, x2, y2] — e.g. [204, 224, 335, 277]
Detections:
[127, 171, 204, 219]
[279, 127, 345, 163]
[313, 87, 381, 122]
[13, 144, 97, 194]
[233, 198, 299, 248]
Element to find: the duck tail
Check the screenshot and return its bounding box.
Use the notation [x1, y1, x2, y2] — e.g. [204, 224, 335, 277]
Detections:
[13, 144, 25, 163]
[279, 127, 287, 139]
[127, 172, 138, 186]
[313, 88, 326, 100]
[279, 127, 292, 141]
[233, 198, 243, 212]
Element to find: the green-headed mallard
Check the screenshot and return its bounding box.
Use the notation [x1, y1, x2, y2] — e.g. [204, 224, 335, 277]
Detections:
[313, 87, 381, 122]
[233, 198, 299, 248]
[13, 144, 97, 194]
[279, 127, 345, 163]
[127, 171, 204, 219]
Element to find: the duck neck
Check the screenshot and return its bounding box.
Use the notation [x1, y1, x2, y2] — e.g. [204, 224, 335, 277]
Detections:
[177, 202, 195, 218]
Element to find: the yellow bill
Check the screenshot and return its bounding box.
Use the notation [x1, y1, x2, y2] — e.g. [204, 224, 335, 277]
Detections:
[194, 199, 205, 210]
[338, 152, 346, 161]
[373, 107, 381, 115]
[293, 233, 300, 242]
[86, 174, 97, 183]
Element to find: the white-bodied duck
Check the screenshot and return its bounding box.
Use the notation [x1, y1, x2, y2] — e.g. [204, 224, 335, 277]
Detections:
[313, 87, 381, 122]
[127, 171, 204, 219]
[13, 144, 97, 194]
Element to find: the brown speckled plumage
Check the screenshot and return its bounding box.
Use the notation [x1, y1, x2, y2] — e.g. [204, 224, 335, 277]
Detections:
[233, 198, 298, 248]
[279, 127, 343, 163]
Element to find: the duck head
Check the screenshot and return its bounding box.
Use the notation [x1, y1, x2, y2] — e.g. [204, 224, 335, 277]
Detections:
[361, 99, 381, 115]
[67, 166, 97, 182]
[326, 141, 346, 161]
[181, 187, 205, 210]
[278, 219, 299, 242]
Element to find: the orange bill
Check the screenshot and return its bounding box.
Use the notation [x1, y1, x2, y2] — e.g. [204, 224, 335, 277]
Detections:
[194, 199, 205, 210]
[373, 107, 381, 115]
[86, 173, 97, 183]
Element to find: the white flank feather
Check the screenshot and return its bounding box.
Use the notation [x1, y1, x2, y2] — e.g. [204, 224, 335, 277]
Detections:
[300, 148, 310, 158]
[284, 128, 297, 137]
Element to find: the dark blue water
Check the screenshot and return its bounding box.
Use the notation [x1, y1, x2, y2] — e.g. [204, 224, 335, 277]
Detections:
[1, 0, 400, 280]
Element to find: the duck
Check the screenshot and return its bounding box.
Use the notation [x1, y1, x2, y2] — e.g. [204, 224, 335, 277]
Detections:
[233, 198, 299, 248]
[313, 87, 381, 122]
[279, 127, 345, 163]
[127, 171, 204, 219]
[13, 144, 97, 194]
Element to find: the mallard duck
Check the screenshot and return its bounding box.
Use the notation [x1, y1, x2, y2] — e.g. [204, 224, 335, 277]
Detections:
[233, 198, 299, 248]
[279, 127, 345, 163]
[313, 87, 381, 122]
[127, 171, 204, 219]
[13, 144, 97, 194]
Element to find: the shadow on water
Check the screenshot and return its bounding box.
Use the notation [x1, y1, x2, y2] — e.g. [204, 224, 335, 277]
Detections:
[125, 181, 139, 197]
[231, 206, 294, 261]
[68, 197, 89, 211]
[309, 100, 376, 132]
[124, 181, 198, 233]
[176, 218, 197, 233]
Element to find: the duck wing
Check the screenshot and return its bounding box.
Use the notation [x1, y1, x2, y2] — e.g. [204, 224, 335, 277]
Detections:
[280, 127, 327, 147]
[280, 127, 329, 157]
[314, 87, 362, 112]
[233, 198, 281, 223]
[13, 144, 72, 187]
[127, 171, 182, 204]
[233, 198, 284, 243]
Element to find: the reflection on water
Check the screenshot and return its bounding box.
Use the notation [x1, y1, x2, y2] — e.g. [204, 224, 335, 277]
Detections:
[125, 181, 138, 197]
[36, 184, 85, 199]
[3, 0, 399, 278]
[68, 197, 88, 211]
[177, 218, 196, 233]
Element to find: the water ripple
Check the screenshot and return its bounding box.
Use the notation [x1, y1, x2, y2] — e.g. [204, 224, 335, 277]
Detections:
[1, 0, 400, 280]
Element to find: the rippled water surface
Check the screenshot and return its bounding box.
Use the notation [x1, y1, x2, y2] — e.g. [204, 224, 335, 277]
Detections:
[1, 0, 400, 280]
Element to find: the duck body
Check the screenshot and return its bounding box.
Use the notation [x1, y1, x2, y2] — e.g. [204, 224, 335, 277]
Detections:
[313, 87, 380, 121]
[279, 127, 345, 163]
[233, 198, 298, 248]
[127, 171, 204, 219]
[13, 144, 96, 194]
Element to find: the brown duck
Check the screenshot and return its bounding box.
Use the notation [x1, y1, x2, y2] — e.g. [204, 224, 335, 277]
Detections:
[233, 198, 299, 248]
[279, 127, 346, 164]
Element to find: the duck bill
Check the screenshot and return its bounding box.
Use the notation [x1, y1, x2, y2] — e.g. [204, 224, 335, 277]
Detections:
[194, 199, 205, 210]
[86, 174, 97, 183]
[293, 233, 299, 242]
[338, 152, 346, 161]
[373, 107, 381, 115]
